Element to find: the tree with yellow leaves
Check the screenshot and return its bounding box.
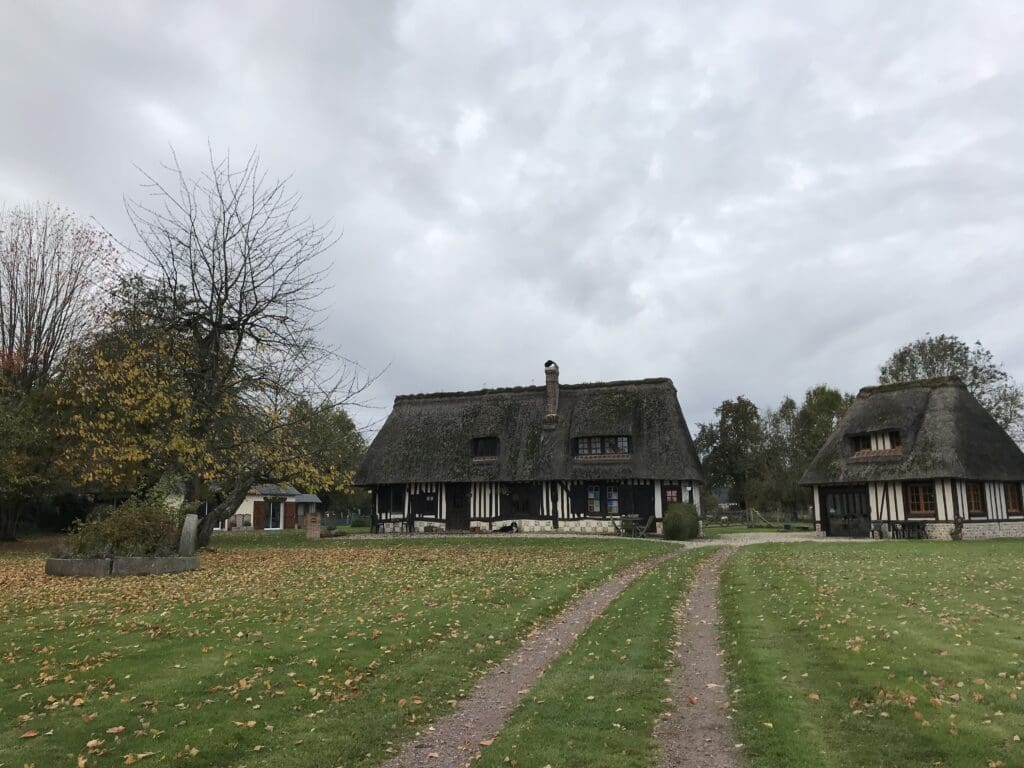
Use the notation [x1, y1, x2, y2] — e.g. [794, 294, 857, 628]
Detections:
[64, 148, 371, 546]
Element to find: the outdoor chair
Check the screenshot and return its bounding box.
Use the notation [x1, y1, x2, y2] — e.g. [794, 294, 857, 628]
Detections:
[620, 515, 641, 537]
[635, 516, 656, 538]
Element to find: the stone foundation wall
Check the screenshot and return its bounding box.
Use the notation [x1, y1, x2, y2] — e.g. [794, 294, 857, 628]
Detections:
[924, 521, 1024, 540]
[516, 518, 628, 534]
[415, 520, 446, 533]
[377, 518, 664, 535]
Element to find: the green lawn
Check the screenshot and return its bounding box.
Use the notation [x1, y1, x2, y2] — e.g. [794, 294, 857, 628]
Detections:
[0, 537, 673, 768]
[476, 547, 713, 768]
[721, 541, 1024, 768]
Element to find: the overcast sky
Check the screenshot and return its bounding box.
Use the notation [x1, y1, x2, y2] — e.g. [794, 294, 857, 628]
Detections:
[3, 1, 1023, 432]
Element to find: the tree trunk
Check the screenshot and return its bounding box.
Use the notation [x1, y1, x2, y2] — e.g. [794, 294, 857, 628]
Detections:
[0, 496, 22, 541]
[196, 476, 254, 548]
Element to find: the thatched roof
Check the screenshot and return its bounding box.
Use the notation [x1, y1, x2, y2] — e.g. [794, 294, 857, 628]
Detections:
[356, 377, 703, 485]
[800, 377, 1024, 486]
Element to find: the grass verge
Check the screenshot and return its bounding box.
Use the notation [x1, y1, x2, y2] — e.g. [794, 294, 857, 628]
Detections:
[475, 547, 713, 768]
[721, 541, 1024, 768]
[0, 537, 673, 768]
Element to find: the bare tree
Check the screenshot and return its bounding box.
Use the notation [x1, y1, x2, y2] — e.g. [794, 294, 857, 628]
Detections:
[0, 203, 117, 391]
[122, 148, 372, 545]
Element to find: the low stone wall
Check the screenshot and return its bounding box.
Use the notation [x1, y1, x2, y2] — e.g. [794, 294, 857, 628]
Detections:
[924, 521, 1024, 540]
[45, 558, 113, 577]
[46, 555, 200, 577]
[112, 556, 199, 575]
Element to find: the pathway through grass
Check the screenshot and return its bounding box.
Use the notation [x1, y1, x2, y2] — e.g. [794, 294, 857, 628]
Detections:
[474, 547, 713, 768]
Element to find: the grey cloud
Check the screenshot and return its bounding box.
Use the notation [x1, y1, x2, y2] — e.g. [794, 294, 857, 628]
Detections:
[2, 0, 1023, 434]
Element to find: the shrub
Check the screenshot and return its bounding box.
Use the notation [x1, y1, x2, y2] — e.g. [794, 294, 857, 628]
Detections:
[663, 502, 700, 541]
[348, 515, 371, 528]
[57, 484, 186, 558]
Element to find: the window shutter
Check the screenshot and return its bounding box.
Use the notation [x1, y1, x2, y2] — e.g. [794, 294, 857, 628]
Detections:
[253, 501, 266, 530]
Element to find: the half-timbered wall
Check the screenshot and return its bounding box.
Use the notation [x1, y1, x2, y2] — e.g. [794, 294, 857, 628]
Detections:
[540, 482, 574, 519]
[468, 482, 500, 520]
[373, 478, 700, 530]
[813, 480, 1024, 529]
[373, 484, 407, 524]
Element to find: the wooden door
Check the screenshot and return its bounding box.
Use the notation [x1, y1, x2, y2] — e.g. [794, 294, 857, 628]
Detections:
[633, 484, 655, 520]
[447, 483, 471, 530]
[821, 486, 871, 538]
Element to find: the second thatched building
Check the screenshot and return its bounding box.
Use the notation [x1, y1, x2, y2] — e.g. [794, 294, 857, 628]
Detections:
[800, 377, 1024, 539]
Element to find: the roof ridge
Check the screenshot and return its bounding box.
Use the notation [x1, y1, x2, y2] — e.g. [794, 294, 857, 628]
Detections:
[393, 377, 675, 403]
[801, 375, 1024, 486]
[858, 376, 965, 396]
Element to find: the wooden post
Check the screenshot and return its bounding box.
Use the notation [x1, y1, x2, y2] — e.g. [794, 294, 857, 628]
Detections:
[305, 507, 321, 540]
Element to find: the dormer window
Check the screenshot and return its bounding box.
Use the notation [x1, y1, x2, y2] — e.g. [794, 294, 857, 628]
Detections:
[574, 436, 631, 457]
[850, 434, 871, 452]
[471, 436, 499, 459]
[850, 430, 902, 454]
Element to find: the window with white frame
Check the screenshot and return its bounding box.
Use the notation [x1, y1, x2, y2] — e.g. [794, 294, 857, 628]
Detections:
[265, 499, 284, 530]
[606, 486, 619, 516]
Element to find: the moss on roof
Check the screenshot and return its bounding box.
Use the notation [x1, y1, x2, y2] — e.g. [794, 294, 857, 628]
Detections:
[356, 378, 702, 485]
[800, 377, 1024, 485]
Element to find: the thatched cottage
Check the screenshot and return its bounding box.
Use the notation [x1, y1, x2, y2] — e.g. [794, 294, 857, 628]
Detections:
[356, 362, 703, 533]
[801, 377, 1024, 539]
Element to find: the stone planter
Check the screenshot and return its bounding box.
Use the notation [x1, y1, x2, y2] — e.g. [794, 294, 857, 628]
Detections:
[45, 558, 114, 577]
[45, 555, 199, 577]
[112, 555, 199, 576]
[47, 515, 201, 577]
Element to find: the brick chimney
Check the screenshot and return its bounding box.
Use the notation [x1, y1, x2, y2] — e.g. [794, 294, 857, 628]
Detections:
[543, 360, 559, 428]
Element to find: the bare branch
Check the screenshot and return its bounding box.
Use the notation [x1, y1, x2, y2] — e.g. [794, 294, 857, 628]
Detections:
[0, 203, 119, 391]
